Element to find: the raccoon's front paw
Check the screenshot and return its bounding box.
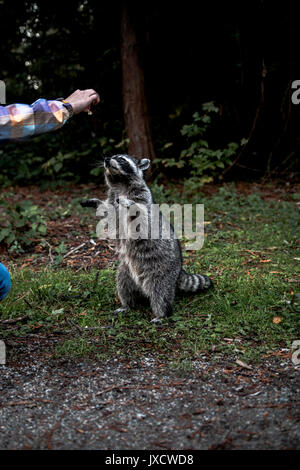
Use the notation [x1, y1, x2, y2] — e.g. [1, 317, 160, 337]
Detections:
[117, 196, 134, 208]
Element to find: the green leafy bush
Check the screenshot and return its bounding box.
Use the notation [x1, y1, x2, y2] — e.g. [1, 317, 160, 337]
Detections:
[0, 197, 47, 252]
[157, 102, 246, 190]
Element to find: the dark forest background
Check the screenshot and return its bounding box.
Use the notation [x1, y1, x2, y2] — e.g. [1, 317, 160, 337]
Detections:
[0, 0, 299, 187]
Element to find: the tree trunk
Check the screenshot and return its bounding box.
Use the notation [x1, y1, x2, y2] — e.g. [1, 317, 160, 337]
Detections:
[120, 1, 155, 167]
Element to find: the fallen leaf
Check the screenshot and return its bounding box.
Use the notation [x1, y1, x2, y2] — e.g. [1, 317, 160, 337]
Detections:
[236, 359, 252, 370]
[29, 323, 43, 329]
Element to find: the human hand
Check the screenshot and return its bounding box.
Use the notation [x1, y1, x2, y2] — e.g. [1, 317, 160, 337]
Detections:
[64, 89, 100, 115]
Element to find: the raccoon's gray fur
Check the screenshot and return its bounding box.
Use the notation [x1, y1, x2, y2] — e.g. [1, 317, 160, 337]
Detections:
[81, 154, 213, 322]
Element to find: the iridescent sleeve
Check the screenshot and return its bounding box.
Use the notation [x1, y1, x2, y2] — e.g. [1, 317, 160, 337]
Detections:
[0, 98, 70, 140]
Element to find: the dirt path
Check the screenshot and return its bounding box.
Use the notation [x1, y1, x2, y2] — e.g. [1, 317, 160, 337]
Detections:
[0, 337, 299, 450]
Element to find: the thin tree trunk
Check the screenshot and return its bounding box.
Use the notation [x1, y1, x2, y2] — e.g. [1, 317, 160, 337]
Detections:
[120, 1, 155, 167]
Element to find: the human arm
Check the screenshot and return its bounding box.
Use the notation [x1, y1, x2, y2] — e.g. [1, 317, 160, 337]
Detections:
[0, 98, 70, 140]
[0, 89, 100, 141]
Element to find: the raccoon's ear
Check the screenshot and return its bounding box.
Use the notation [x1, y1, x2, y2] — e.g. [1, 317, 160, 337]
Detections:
[138, 158, 150, 171]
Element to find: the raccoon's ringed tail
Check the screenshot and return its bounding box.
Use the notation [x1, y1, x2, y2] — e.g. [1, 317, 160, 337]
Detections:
[178, 270, 213, 293]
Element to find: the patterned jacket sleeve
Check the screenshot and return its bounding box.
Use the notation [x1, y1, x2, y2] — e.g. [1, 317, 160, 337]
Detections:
[0, 99, 70, 140]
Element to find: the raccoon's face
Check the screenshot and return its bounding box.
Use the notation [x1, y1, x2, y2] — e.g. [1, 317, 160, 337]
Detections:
[104, 154, 150, 181]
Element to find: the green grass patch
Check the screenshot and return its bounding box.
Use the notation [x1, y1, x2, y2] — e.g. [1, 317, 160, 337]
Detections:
[1, 185, 299, 364]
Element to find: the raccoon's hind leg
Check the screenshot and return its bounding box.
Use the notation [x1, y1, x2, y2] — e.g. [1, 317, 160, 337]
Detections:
[114, 263, 143, 314]
[147, 280, 176, 323]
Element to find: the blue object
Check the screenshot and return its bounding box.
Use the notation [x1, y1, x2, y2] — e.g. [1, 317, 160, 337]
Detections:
[0, 263, 11, 301]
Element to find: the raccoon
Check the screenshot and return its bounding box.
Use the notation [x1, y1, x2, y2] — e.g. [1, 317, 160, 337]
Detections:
[81, 154, 213, 322]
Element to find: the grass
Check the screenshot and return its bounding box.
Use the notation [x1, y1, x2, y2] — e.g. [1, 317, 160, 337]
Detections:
[0, 184, 299, 365]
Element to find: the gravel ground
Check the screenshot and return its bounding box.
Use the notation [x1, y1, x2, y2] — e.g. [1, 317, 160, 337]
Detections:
[0, 338, 299, 450]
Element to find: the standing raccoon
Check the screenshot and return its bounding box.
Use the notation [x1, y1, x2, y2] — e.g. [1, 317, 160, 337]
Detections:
[81, 154, 213, 322]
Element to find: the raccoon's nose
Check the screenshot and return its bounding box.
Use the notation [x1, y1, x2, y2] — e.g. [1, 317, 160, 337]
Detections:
[104, 157, 111, 167]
